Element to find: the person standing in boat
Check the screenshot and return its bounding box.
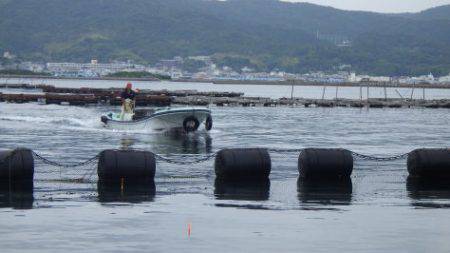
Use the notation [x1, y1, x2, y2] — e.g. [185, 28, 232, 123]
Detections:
[120, 82, 137, 121]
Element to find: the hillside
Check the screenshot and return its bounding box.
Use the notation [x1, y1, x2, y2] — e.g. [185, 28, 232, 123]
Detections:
[414, 5, 450, 20]
[1, 0, 450, 76]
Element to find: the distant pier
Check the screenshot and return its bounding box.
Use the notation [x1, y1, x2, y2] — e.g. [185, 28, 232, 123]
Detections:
[202, 79, 450, 89]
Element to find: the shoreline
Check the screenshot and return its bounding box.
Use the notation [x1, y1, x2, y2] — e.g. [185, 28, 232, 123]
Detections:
[0, 74, 162, 82]
[1, 74, 450, 89]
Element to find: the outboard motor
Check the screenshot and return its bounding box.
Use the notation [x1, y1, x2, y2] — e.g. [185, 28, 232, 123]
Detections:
[101, 115, 109, 124]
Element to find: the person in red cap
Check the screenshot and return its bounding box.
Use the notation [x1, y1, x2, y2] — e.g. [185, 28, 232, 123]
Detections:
[120, 82, 137, 120]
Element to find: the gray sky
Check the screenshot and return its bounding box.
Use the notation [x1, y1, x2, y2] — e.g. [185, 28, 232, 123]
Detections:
[282, 0, 450, 13]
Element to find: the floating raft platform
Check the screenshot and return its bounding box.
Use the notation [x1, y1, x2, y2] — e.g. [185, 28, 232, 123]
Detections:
[0, 83, 449, 108]
[174, 96, 450, 109]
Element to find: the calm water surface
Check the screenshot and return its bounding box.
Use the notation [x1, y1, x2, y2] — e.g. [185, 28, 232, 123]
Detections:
[2, 77, 450, 100]
[0, 85, 450, 252]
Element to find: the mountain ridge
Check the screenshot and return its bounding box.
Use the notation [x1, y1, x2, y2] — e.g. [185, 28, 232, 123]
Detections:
[1, 0, 449, 76]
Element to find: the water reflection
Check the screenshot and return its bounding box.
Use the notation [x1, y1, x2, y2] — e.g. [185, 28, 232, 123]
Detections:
[0, 181, 34, 209]
[146, 131, 213, 154]
[297, 178, 352, 206]
[97, 179, 155, 203]
[120, 137, 136, 150]
[407, 177, 450, 208]
[214, 178, 270, 201]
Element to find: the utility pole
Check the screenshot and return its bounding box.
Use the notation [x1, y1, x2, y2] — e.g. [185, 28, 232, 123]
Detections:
[359, 85, 363, 101]
[366, 86, 369, 100]
[290, 80, 295, 106]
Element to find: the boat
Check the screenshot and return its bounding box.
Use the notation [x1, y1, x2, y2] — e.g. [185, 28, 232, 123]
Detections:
[101, 107, 212, 132]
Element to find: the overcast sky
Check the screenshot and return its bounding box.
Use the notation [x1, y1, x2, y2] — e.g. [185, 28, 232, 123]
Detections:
[283, 0, 450, 13]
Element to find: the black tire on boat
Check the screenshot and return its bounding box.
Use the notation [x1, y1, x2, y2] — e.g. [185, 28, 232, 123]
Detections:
[183, 116, 200, 132]
[205, 115, 213, 131]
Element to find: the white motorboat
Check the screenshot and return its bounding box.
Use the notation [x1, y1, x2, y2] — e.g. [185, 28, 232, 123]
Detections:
[101, 107, 212, 132]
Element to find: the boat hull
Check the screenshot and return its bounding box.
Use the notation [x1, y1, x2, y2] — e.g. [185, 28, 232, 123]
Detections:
[101, 107, 211, 132]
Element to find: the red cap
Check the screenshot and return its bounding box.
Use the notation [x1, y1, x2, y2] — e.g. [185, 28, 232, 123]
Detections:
[126, 82, 132, 89]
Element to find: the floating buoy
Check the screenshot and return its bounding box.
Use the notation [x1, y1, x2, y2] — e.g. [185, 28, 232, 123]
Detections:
[298, 148, 353, 179]
[98, 150, 156, 181]
[407, 149, 450, 178]
[0, 148, 34, 182]
[214, 148, 271, 179]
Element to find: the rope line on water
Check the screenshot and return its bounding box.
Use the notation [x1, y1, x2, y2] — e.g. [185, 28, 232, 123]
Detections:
[351, 151, 409, 161]
[267, 148, 305, 153]
[267, 148, 410, 161]
[27, 148, 410, 169]
[32, 151, 100, 168]
[154, 153, 217, 165]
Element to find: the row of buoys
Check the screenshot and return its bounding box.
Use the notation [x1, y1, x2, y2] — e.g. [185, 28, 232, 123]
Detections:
[0, 148, 449, 182]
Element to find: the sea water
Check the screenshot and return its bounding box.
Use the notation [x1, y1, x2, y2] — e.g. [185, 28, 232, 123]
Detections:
[0, 84, 449, 252]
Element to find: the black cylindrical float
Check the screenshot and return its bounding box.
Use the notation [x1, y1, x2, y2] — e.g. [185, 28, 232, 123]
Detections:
[298, 148, 353, 179]
[215, 148, 271, 179]
[407, 149, 450, 178]
[0, 148, 34, 181]
[98, 150, 156, 181]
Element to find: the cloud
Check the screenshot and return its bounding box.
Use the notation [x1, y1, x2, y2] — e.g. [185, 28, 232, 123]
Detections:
[282, 0, 450, 13]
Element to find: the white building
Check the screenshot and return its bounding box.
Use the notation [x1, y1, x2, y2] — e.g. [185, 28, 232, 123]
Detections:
[3, 51, 16, 59]
[46, 61, 146, 76]
[18, 62, 46, 72]
[439, 73, 450, 83]
[406, 73, 436, 84]
[347, 72, 359, 82]
[370, 76, 390, 82]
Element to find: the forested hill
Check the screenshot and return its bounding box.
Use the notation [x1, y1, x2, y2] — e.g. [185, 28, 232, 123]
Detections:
[1, 0, 450, 76]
